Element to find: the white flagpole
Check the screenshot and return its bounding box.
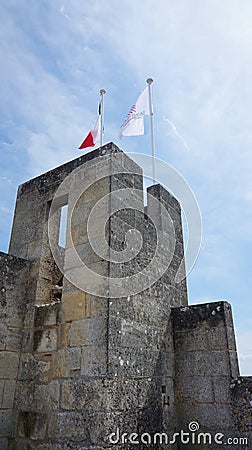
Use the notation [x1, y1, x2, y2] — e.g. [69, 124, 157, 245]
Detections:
[146, 78, 156, 183]
[99, 89, 106, 146]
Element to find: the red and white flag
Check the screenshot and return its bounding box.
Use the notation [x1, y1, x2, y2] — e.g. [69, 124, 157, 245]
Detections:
[79, 114, 101, 149]
[119, 86, 150, 138]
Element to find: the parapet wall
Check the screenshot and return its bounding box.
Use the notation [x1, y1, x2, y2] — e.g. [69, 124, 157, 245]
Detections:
[172, 301, 251, 449]
[0, 252, 30, 449]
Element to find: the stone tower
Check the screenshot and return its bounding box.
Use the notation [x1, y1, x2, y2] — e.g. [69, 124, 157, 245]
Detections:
[0, 143, 251, 449]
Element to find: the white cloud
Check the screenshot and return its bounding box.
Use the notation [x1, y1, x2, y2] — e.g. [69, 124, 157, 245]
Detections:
[163, 117, 190, 151]
[0, 176, 12, 184]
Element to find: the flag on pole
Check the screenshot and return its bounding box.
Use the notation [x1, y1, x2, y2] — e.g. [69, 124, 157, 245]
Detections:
[79, 89, 106, 150]
[119, 86, 150, 138]
[79, 114, 101, 150]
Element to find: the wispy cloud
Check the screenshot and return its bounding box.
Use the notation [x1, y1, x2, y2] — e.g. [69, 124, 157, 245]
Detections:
[0, 176, 12, 184]
[60, 5, 71, 21]
[163, 116, 190, 151]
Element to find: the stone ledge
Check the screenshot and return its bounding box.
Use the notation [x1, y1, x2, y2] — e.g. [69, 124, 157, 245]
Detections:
[172, 301, 232, 331]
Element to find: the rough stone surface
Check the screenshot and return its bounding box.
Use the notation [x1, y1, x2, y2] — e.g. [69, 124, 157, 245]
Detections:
[231, 377, 252, 433]
[171, 301, 252, 448]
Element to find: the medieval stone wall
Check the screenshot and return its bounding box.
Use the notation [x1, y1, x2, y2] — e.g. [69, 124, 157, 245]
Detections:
[0, 143, 251, 449]
[172, 301, 251, 449]
[0, 252, 30, 449]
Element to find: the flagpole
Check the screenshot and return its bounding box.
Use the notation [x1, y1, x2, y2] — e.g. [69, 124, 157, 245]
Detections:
[99, 89, 106, 146]
[146, 78, 156, 183]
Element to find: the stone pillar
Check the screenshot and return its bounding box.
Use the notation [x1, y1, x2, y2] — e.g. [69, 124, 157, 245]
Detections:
[172, 301, 240, 447]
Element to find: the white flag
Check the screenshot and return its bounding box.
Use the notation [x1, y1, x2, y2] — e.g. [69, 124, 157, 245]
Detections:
[119, 86, 150, 138]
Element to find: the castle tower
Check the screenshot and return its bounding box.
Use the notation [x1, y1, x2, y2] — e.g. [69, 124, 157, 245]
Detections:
[0, 143, 251, 449]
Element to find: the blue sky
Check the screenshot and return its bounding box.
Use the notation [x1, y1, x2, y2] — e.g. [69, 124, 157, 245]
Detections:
[0, 0, 252, 374]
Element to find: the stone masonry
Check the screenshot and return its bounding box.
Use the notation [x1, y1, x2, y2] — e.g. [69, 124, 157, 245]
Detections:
[0, 142, 251, 449]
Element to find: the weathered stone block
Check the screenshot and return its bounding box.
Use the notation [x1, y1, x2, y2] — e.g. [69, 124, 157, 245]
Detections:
[69, 318, 107, 347]
[34, 381, 60, 411]
[35, 277, 54, 303]
[89, 295, 107, 317]
[76, 177, 110, 205]
[27, 239, 43, 260]
[175, 376, 215, 403]
[35, 360, 52, 383]
[85, 260, 110, 278]
[61, 379, 103, 410]
[121, 152, 143, 174]
[69, 223, 88, 247]
[62, 291, 90, 322]
[64, 266, 109, 297]
[175, 350, 231, 377]
[34, 328, 57, 353]
[104, 378, 160, 412]
[131, 291, 171, 328]
[108, 346, 174, 378]
[0, 352, 19, 379]
[119, 320, 169, 351]
[172, 301, 230, 332]
[14, 381, 35, 411]
[60, 378, 161, 414]
[74, 240, 109, 265]
[174, 326, 228, 353]
[15, 380, 59, 414]
[48, 410, 137, 445]
[81, 346, 107, 376]
[34, 303, 60, 328]
[18, 411, 47, 440]
[60, 322, 71, 347]
[52, 347, 81, 378]
[189, 402, 233, 430]
[63, 248, 85, 270]
[69, 199, 97, 228]
[0, 410, 13, 436]
[0, 254, 29, 330]
[18, 353, 36, 381]
[5, 327, 23, 351]
[2, 380, 16, 409]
